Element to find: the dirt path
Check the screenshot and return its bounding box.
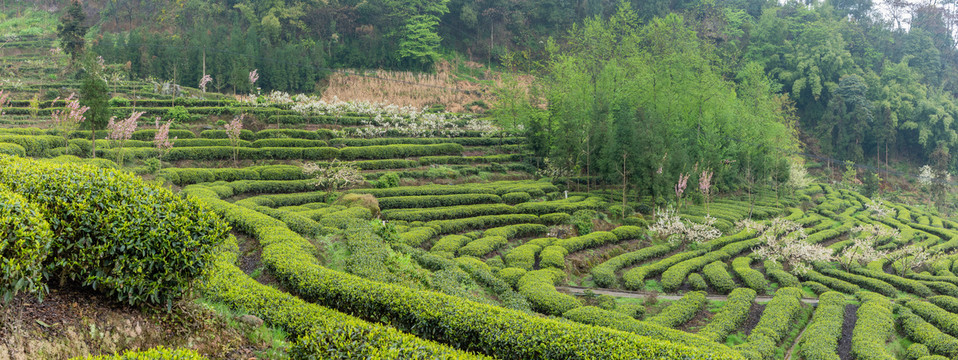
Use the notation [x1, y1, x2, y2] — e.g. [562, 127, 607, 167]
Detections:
[557, 286, 820, 304]
[783, 319, 810, 360]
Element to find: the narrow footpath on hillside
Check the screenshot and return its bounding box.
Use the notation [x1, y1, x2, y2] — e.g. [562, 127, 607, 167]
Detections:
[557, 286, 821, 304]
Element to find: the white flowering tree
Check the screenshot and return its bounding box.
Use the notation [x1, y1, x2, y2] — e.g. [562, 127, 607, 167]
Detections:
[752, 218, 832, 275]
[649, 207, 721, 247]
[303, 159, 365, 201]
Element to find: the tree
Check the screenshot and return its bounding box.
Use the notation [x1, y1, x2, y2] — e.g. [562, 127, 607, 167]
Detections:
[49, 94, 89, 152]
[303, 159, 365, 201]
[225, 114, 245, 165]
[57, 0, 88, 64]
[79, 57, 111, 159]
[106, 111, 143, 166]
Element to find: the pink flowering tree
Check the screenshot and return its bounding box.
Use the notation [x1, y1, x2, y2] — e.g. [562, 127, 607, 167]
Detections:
[153, 117, 177, 162]
[226, 114, 245, 165]
[199, 74, 212, 93]
[49, 93, 90, 151]
[0, 89, 9, 115]
[106, 111, 144, 165]
[674, 173, 690, 209]
[699, 169, 713, 215]
[248, 69, 259, 93]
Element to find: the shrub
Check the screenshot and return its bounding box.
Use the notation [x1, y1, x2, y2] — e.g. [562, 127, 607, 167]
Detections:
[800, 270, 861, 294]
[502, 192, 532, 205]
[818, 268, 897, 297]
[734, 287, 804, 360]
[561, 306, 729, 353]
[539, 245, 569, 269]
[497, 267, 527, 288]
[648, 291, 706, 327]
[899, 307, 958, 358]
[0, 185, 53, 302]
[398, 227, 438, 247]
[688, 273, 708, 291]
[517, 268, 581, 316]
[702, 261, 736, 294]
[803, 281, 831, 295]
[0, 143, 26, 157]
[906, 344, 930, 360]
[699, 288, 757, 342]
[800, 292, 846, 360]
[458, 236, 509, 257]
[540, 212, 571, 225]
[376, 172, 400, 189]
[852, 291, 895, 360]
[623, 251, 704, 290]
[615, 303, 646, 319]
[378, 194, 502, 210]
[74, 346, 207, 359]
[906, 300, 958, 339]
[0, 156, 229, 307]
[340, 143, 464, 160]
[430, 235, 471, 257]
[730, 257, 767, 291]
[382, 203, 516, 222]
[591, 245, 671, 288]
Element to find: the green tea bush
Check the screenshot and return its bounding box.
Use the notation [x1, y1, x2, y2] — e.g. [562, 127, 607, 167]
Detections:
[375, 172, 400, 188]
[0, 185, 53, 302]
[906, 300, 958, 338]
[72, 346, 206, 359]
[734, 287, 804, 360]
[538, 245, 568, 269]
[561, 306, 729, 353]
[800, 292, 845, 360]
[378, 193, 501, 209]
[540, 212, 571, 225]
[458, 236, 508, 257]
[502, 191, 531, 205]
[427, 214, 540, 234]
[851, 291, 896, 360]
[591, 244, 671, 288]
[702, 261, 736, 294]
[517, 268, 580, 315]
[803, 281, 831, 295]
[430, 235, 471, 258]
[383, 203, 516, 222]
[623, 251, 704, 290]
[801, 270, 861, 294]
[906, 344, 930, 360]
[484, 224, 547, 239]
[0, 142, 26, 157]
[818, 268, 897, 297]
[850, 267, 933, 297]
[731, 257, 767, 291]
[899, 307, 958, 358]
[648, 291, 706, 327]
[0, 156, 229, 307]
[698, 288, 756, 342]
[252, 138, 327, 148]
[340, 143, 464, 160]
[688, 273, 708, 291]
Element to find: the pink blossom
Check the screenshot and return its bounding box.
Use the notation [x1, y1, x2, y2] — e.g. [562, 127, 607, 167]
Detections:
[249, 69, 259, 87]
[154, 117, 177, 158]
[699, 169, 713, 194]
[107, 111, 143, 142]
[50, 93, 89, 144]
[199, 74, 213, 92]
[0, 89, 8, 116]
[674, 173, 689, 200]
[226, 114, 245, 164]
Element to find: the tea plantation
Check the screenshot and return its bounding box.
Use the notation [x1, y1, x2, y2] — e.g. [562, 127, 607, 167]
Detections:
[4, 34, 958, 360]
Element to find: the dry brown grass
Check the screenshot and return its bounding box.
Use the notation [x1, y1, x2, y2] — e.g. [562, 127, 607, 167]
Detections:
[321, 60, 533, 113]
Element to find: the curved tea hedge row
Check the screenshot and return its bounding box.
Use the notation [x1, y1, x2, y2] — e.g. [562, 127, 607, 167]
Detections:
[647, 291, 706, 328]
[800, 292, 846, 360]
[734, 287, 804, 360]
[699, 288, 757, 342]
[852, 292, 896, 360]
[591, 244, 672, 288]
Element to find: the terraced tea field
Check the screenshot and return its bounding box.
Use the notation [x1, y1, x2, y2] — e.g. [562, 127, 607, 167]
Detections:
[4, 33, 958, 360]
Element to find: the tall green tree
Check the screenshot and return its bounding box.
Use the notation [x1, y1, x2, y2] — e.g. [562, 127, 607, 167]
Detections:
[57, 0, 88, 64]
[80, 56, 111, 159]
